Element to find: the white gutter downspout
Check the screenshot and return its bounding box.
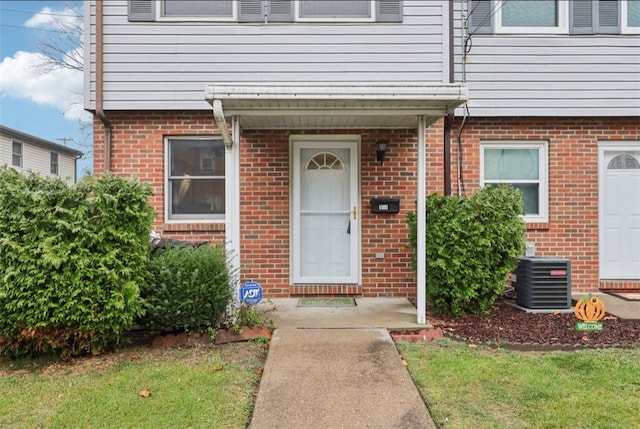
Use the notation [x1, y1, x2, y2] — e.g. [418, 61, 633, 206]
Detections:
[213, 99, 233, 147]
[417, 115, 427, 325]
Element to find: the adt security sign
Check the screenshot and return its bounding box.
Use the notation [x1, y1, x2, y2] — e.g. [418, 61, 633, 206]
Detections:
[240, 281, 263, 306]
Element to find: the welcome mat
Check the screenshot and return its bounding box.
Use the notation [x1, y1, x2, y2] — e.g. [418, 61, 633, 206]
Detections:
[604, 292, 640, 301]
[297, 297, 356, 307]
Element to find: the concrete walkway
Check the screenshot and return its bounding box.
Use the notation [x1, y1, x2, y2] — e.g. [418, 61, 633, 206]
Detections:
[250, 298, 437, 429]
[249, 294, 639, 428]
[577, 292, 640, 320]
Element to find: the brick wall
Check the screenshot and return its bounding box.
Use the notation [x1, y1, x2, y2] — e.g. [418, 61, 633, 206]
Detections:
[93, 112, 639, 296]
[449, 117, 640, 292]
[94, 111, 227, 243]
[93, 111, 441, 299]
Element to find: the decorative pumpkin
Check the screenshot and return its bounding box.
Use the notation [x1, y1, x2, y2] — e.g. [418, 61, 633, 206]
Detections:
[574, 295, 606, 322]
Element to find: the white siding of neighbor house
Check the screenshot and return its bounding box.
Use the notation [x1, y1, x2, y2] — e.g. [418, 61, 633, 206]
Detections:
[452, 1, 640, 117]
[85, 0, 449, 111]
[0, 135, 78, 182]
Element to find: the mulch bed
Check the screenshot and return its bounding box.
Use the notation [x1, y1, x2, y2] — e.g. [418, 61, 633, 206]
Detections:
[420, 299, 640, 350]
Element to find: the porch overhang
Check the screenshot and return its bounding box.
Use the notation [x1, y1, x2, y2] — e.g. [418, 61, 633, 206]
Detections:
[205, 82, 468, 325]
[205, 82, 468, 143]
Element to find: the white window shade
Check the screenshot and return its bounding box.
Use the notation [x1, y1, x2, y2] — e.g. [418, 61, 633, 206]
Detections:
[502, 0, 558, 27]
[481, 143, 548, 222]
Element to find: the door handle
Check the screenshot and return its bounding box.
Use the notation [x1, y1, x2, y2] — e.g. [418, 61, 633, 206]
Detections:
[352, 206, 357, 220]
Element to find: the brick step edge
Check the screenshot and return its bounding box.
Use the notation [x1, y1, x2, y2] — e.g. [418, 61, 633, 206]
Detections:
[150, 327, 272, 349]
[390, 328, 444, 343]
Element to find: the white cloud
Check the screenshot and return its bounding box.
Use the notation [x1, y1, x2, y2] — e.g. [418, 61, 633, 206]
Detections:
[25, 7, 81, 31]
[0, 50, 89, 121]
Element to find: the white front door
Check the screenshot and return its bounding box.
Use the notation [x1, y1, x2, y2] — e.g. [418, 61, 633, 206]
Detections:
[599, 144, 640, 279]
[292, 138, 359, 284]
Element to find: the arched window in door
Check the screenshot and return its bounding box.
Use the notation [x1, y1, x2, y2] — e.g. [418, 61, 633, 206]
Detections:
[306, 152, 344, 170]
[607, 153, 640, 170]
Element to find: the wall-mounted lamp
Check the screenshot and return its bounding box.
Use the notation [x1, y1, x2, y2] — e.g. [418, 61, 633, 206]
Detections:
[376, 141, 389, 165]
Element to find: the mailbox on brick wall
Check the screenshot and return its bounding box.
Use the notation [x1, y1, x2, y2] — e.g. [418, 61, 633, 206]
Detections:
[370, 198, 400, 214]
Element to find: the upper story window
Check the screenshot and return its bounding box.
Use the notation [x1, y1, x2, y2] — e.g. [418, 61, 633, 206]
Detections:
[12, 140, 23, 168]
[500, 0, 561, 30]
[480, 141, 548, 223]
[50, 152, 59, 175]
[163, 0, 234, 19]
[623, 0, 640, 33]
[299, 0, 372, 21]
[468, 0, 631, 35]
[129, 0, 402, 23]
[166, 137, 226, 222]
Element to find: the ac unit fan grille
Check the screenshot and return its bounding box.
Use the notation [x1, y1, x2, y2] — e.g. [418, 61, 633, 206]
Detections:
[513, 258, 571, 309]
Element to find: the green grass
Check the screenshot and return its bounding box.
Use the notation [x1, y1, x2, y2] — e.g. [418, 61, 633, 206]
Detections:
[0, 343, 266, 429]
[398, 339, 640, 429]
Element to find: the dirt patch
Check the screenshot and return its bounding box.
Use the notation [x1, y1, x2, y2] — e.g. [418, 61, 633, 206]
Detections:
[426, 299, 640, 349]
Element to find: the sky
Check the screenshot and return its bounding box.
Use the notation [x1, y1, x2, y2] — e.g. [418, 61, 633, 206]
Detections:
[0, 0, 92, 174]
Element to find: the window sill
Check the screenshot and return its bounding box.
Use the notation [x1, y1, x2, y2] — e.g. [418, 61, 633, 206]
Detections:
[161, 222, 225, 233]
[525, 222, 549, 231]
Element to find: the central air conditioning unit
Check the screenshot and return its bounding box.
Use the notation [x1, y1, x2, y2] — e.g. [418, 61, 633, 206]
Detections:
[512, 257, 571, 310]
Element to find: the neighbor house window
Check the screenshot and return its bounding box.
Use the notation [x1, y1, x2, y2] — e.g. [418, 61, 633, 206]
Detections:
[166, 138, 225, 221]
[12, 140, 23, 167]
[50, 151, 59, 175]
[481, 142, 548, 222]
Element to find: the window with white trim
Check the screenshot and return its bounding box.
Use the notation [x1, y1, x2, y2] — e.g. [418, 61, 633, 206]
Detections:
[166, 138, 225, 221]
[162, 0, 234, 18]
[12, 140, 23, 168]
[497, 0, 567, 33]
[623, 0, 640, 33]
[50, 151, 59, 175]
[468, 0, 632, 35]
[480, 142, 548, 222]
[129, 0, 402, 23]
[298, 0, 372, 21]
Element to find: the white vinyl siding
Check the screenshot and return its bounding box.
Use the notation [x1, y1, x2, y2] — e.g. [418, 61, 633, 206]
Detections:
[455, 1, 640, 116]
[88, 0, 446, 110]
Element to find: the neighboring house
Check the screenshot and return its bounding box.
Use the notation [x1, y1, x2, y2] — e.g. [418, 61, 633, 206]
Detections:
[0, 125, 82, 183]
[84, 0, 639, 317]
[458, 0, 640, 292]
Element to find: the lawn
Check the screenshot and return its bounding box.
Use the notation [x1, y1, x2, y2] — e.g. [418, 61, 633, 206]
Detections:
[0, 342, 267, 429]
[398, 339, 640, 429]
[3, 336, 639, 429]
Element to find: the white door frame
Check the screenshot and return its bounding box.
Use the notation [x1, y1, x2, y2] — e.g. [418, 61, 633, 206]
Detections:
[598, 141, 640, 280]
[290, 135, 360, 284]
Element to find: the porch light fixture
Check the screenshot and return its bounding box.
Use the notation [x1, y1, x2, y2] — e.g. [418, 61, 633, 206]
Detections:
[376, 140, 389, 165]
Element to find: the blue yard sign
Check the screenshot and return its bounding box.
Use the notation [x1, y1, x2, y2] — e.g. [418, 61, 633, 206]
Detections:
[240, 281, 263, 306]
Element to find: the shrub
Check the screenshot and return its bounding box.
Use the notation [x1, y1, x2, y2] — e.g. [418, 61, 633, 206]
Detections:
[407, 185, 526, 316]
[0, 168, 155, 357]
[138, 244, 234, 333]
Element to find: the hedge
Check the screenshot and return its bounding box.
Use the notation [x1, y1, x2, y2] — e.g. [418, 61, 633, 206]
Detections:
[0, 168, 155, 357]
[407, 185, 526, 316]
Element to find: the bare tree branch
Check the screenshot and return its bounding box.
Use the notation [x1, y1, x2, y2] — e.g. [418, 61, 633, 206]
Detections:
[36, 2, 84, 72]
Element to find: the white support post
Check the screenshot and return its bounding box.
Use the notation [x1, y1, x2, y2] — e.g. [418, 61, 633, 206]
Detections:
[226, 115, 242, 304]
[416, 115, 427, 324]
